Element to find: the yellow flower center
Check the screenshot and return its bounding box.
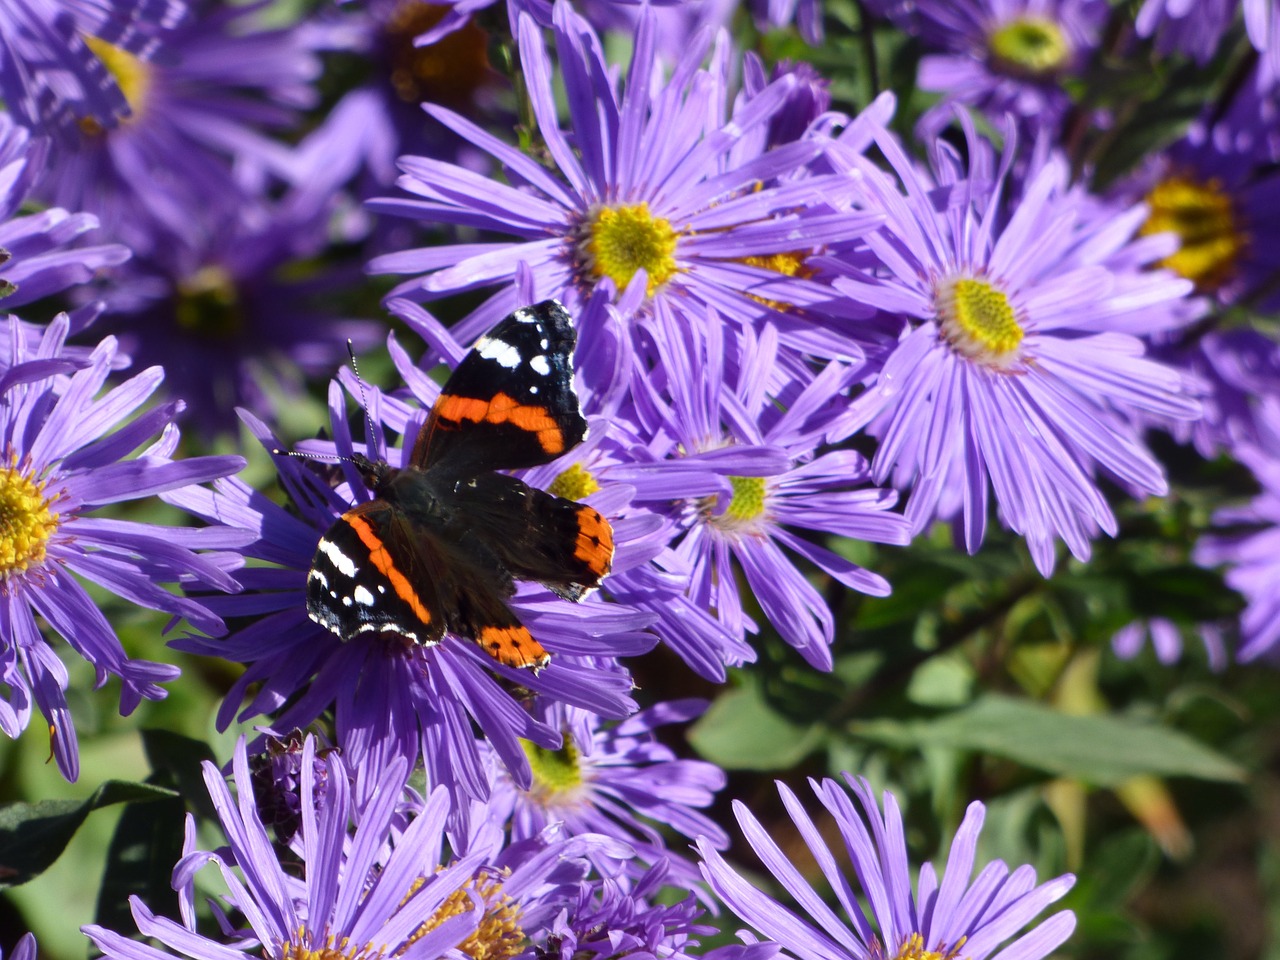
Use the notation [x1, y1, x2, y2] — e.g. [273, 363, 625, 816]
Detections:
[0, 457, 59, 586]
[701, 475, 769, 534]
[385, 1, 491, 108]
[1139, 174, 1244, 292]
[278, 871, 524, 960]
[935, 275, 1024, 369]
[987, 17, 1071, 78]
[579, 203, 680, 297]
[735, 250, 817, 311]
[548, 463, 600, 500]
[176, 265, 245, 340]
[887, 933, 967, 960]
[411, 872, 524, 960]
[279, 933, 382, 960]
[79, 35, 153, 133]
[519, 737, 584, 805]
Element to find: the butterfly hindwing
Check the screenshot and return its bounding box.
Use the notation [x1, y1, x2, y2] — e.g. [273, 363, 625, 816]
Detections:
[413, 300, 587, 476]
[450, 472, 614, 601]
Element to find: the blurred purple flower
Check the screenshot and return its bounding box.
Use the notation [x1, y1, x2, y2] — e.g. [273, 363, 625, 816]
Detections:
[867, 0, 1106, 137]
[699, 775, 1077, 960]
[0, 113, 129, 310]
[1195, 407, 1280, 663]
[0, 314, 244, 780]
[1112, 617, 1228, 670]
[35, 0, 319, 257]
[0, 0, 186, 133]
[826, 116, 1200, 575]
[94, 172, 380, 436]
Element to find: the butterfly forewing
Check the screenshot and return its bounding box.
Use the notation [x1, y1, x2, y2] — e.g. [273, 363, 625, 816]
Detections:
[413, 300, 587, 476]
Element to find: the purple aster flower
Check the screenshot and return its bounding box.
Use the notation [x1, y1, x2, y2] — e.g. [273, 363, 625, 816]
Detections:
[369, 2, 881, 359]
[1135, 0, 1237, 64]
[1160, 329, 1280, 459]
[0, 0, 186, 133]
[0, 113, 129, 310]
[867, 0, 1106, 137]
[0, 314, 244, 781]
[631, 302, 910, 671]
[167, 371, 650, 817]
[1120, 98, 1280, 307]
[484, 699, 727, 885]
[699, 775, 1077, 960]
[34, 0, 319, 257]
[1195, 410, 1280, 663]
[84, 735, 624, 960]
[825, 115, 1201, 575]
[92, 170, 381, 437]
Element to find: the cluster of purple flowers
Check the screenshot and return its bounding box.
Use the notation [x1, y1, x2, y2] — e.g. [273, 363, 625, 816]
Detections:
[3, 0, 1279, 956]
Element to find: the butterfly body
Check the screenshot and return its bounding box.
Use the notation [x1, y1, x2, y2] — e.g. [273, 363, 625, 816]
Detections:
[304, 301, 614, 670]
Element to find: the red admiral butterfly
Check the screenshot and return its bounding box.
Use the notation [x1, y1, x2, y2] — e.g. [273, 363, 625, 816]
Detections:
[305, 300, 614, 670]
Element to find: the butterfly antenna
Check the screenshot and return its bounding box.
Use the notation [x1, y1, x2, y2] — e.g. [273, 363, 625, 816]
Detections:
[347, 339, 379, 456]
[270, 447, 355, 464]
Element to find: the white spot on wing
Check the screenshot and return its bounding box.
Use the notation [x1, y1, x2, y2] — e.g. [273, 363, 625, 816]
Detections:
[353, 585, 376, 605]
[476, 335, 522, 369]
[318, 539, 358, 577]
[529, 354, 550, 376]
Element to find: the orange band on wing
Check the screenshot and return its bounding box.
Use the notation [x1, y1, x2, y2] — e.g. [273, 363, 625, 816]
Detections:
[479, 624, 550, 670]
[574, 506, 615, 578]
[346, 514, 433, 626]
[434, 392, 565, 454]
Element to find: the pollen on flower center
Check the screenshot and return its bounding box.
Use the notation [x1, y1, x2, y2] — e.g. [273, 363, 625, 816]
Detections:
[987, 16, 1071, 78]
[548, 463, 600, 500]
[176, 265, 245, 339]
[735, 250, 817, 311]
[0, 458, 59, 584]
[385, 0, 490, 108]
[80, 35, 153, 131]
[579, 203, 679, 297]
[935, 275, 1024, 369]
[888, 932, 967, 960]
[702, 475, 769, 534]
[1139, 174, 1244, 292]
[520, 738, 584, 805]
[411, 870, 525, 960]
[279, 933, 383, 960]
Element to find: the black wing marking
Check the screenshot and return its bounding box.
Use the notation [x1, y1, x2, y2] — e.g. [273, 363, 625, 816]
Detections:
[306, 501, 446, 646]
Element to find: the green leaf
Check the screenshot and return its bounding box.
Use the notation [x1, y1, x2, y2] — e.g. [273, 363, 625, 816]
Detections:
[0, 781, 176, 889]
[140, 729, 220, 822]
[850, 694, 1245, 786]
[690, 682, 824, 771]
[95, 789, 186, 932]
